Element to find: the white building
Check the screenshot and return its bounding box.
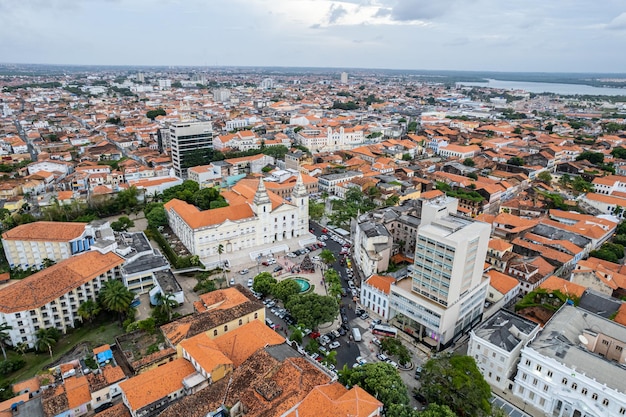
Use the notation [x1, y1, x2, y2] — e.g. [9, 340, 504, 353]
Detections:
[513, 305, 626, 417]
[317, 171, 363, 194]
[1, 220, 112, 270]
[389, 197, 491, 349]
[159, 79, 172, 90]
[361, 275, 395, 319]
[352, 220, 392, 278]
[164, 175, 309, 264]
[468, 309, 540, 391]
[296, 126, 365, 152]
[0, 251, 124, 347]
[169, 120, 214, 179]
[213, 89, 231, 102]
[341, 72, 348, 84]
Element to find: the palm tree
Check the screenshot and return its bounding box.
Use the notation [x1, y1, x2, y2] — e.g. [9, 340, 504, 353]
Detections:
[99, 280, 133, 324]
[35, 328, 59, 358]
[77, 300, 101, 325]
[320, 249, 336, 266]
[0, 322, 12, 361]
[217, 243, 225, 279]
[154, 292, 177, 322]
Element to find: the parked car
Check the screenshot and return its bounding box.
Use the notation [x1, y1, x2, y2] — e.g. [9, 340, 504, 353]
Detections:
[377, 353, 388, 361]
[371, 319, 382, 327]
[356, 356, 367, 365]
[360, 312, 369, 320]
[268, 258, 277, 265]
[319, 346, 329, 355]
[312, 256, 320, 261]
[273, 265, 284, 272]
[239, 269, 249, 275]
[329, 341, 341, 349]
[372, 337, 382, 347]
[229, 278, 235, 285]
[94, 402, 114, 413]
[247, 278, 253, 287]
[310, 331, 321, 339]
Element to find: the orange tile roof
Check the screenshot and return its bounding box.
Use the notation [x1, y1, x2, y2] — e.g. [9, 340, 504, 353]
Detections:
[197, 287, 251, 311]
[213, 320, 284, 367]
[164, 198, 254, 229]
[64, 375, 91, 408]
[487, 270, 519, 294]
[364, 275, 396, 295]
[489, 238, 512, 252]
[0, 393, 30, 413]
[180, 333, 233, 373]
[539, 275, 586, 298]
[420, 189, 444, 200]
[11, 376, 41, 395]
[0, 251, 124, 313]
[285, 383, 382, 417]
[93, 344, 110, 355]
[2, 221, 86, 241]
[119, 358, 196, 412]
[102, 364, 126, 384]
[614, 303, 626, 327]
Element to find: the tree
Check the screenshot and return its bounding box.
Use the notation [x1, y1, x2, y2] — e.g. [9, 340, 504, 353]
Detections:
[418, 404, 457, 417]
[319, 249, 336, 266]
[402, 153, 412, 161]
[576, 151, 604, 165]
[253, 272, 277, 296]
[99, 279, 134, 323]
[146, 108, 166, 120]
[285, 293, 339, 329]
[419, 355, 492, 417]
[611, 147, 626, 159]
[463, 158, 475, 167]
[572, 176, 594, 193]
[339, 362, 410, 414]
[385, 195, 400, 207]
[111, 216, 134, 232]
[537, 171, 552, 184]
[289, 326, 303, 345]
[559, 173, 572, 187]
[77, 300, 100, 325]
[272, 279, 301, 303]
[35, 328, 60, 358]
[380, 337, 412, 366]
[146, 205, 168, 228]
[0, 322, 12, 361]
[154, 292, 178, 322]
[507, 156, 524, 166]
[309, 201, 325, 222]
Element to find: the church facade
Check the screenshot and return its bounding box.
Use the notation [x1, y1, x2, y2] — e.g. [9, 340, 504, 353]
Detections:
[163, 175, 309, 260]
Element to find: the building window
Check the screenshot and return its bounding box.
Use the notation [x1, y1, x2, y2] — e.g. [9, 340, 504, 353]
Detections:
[562, 378, 568, 385]
[543, 385, 548, 392]
[525, 359, 531, 366]
[592, 393, 598, 401]
[547, 371, 553, 377]
[224, 325, 228, 332]
[618, 407, 625, 414]
[603, 399, 609, 406]
[602, 339, 610, 346]
[539, 398, 545, 407]
[536, 365, 542, 372]
[582, 388, 588, 395]
[532, 378, 538, 386]
[238, 319, 243, 326]
[213, 329, 218, 336]
[521, 373, 527, 381]
[571, 383, 577, 390]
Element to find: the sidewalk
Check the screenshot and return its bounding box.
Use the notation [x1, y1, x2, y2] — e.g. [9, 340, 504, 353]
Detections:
[491, 387, 545, 417]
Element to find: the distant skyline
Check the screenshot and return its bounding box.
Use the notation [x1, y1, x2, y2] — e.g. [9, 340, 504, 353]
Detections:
[1, 0, 625, 73]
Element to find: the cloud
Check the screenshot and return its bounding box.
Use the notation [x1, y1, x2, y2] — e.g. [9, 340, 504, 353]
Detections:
[607, 12, 626, 30]
[389, 0, 452, 21]
[373, 7, 391, 18]
[328, 4, 348, 24]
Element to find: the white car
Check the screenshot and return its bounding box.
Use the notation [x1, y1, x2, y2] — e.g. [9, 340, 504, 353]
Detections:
[329, 341, 341, 349]
[312, 256, 320, 261]
[247, 279, 253, 287]
[229, 278, 235, 285]
[356, 356, 367, 365]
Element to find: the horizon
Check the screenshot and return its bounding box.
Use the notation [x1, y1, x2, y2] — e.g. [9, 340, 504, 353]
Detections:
[1, 1, 625, 73]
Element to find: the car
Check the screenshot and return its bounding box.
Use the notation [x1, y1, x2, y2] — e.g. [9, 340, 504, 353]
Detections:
[371, 319, 382, 327]
[356, 356, 367, 365]
[266, 300, 276, 308]
[319, 346, 329, 355]
[310, 331, 321, 339]
[287, 252, 297, 258]
[273, 265, 284, 272]
[130, 298, 140, 308]
[268, 258, 277, 265]
[94, 402, 114, 413]
[247, 278, 253, 287]
[320, 242, 327, 247]
[319, 336, 331, 346]
[239, 269, 249, 275]
[312, 256, 320, 261]
[322, 228, 328, 233]
[414, 366, 423, 380]
[270, 307, 279, 315]
[331, 330, 341, 339]
[372, 337, 382, 347]
[377, 353, 388, 361]
[360, 313, 369, 320]
[284, 315, 295, 325]
[352, 363, 361, 368]
[329, 341, 341, 349]
[387, 360, 398, 368]
[262, 261, 270, 266]
[265, 318, 274, 328]
[338, 327, 346, 336]
[351, 289, 358, 297]
[413, 392, 427, 403]
[325, 332, 336, 341]
[342, 315, 349, 323]
[355, 308, 364, 315]
[310, 353, 320, 360]
[302, 328, 312, 336]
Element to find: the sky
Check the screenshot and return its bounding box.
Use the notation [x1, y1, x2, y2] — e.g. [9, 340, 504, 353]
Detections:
[0, 0, 625, 73]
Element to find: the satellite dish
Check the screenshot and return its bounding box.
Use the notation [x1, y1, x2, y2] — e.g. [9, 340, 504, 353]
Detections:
[578, 334, 589, 345]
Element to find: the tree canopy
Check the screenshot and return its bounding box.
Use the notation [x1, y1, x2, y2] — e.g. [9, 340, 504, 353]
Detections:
[419, 355, 492, 417]
[272, 279, 301, 303]
[146, 108, 166, 120]
[329, 187, 376, 228]
[252, 272, 277, 296]
[285, 293, 338, 329]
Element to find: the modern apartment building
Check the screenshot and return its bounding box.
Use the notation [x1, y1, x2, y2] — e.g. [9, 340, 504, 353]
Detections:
[389, 197, 490, 349]
[0, 251, 124, 347]
[169, 120, 213, 178]
[513, 305, 626, 417]
[1, 220, 113, 270]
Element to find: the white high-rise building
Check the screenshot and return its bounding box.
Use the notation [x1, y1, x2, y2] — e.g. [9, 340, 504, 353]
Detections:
[340, 72, 348, 84]
[389, 197, 490, 349]
[169, 120, 214, 179]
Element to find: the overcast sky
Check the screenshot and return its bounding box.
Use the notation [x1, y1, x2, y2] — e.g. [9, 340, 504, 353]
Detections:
[1, 0, 625, 73]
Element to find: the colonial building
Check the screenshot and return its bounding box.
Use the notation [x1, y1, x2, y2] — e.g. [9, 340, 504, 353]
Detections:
[164, 175, 308, 263]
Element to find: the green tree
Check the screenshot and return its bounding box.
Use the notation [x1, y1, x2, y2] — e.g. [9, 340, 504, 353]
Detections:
[559, 173, 572, 187]
[146, 107, 166, 120]
[407, 121, 418, 132]
[611, 147, 626, 159]
[154, 292, 178, 322]
[0, 322, 12, 361]
[146, 205, 168, 228]
[319, 249, 336, 266]
[35, 328, 60, 358]
[576, 151, 604, 165]
[309, 201, 325, 222]
[111, 216, 134, 232]
[272, 279, 301, 303]
[419, 355, 492, 417]
[77, 300, 101, 325]
[418, 404, 457, 417]
[115, 186, 140, 213]
[537, 171, 552, 183]
[329, 187, 376, 229]
[285, 293, 339, 329]
[402, 153, 412, 161]
[463, 158, 475, 167]
[385, 195, 400, 207]
[572, 176, 594, 193]
[507, 156, 524, 166]
[289, 326, 303, 345]
[99, 279, 134, 323]
[339, 362, 410, 414]
[253, 272, 277, 296]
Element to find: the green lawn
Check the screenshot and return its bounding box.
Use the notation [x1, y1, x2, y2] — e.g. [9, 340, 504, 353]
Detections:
[1, 321, 124, 384]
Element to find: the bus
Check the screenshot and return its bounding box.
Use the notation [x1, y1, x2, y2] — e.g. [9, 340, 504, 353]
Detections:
[371, 325, 398, 337]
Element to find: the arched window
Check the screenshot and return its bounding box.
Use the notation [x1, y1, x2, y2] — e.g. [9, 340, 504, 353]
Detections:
[213, 329, 218, 336]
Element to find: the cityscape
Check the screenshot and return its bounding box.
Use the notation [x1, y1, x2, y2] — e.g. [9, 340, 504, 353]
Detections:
[2, 3, 626, 417]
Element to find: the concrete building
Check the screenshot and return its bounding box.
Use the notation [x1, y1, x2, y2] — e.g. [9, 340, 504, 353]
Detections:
[340, 72, 348, 84]
[389, 197, 491, 349]
[361, 275, 395, 319]
[514, 305, 626, 417]
[468, 309, 540, 391]
[0, 251, 124, 347]
[1, 220, 113, 270]
[169, 120, 214, 179]
[317, 171, 363, 194]
[352, 219, 393, 278]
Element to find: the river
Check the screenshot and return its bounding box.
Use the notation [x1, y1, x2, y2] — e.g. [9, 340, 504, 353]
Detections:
[456, 79, 626, 96]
